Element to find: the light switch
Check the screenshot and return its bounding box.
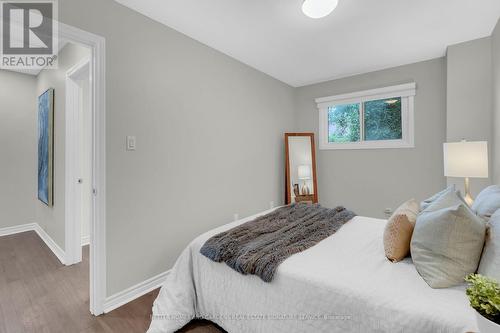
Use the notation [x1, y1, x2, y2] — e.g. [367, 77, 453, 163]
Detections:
[126, 136, 136, 151]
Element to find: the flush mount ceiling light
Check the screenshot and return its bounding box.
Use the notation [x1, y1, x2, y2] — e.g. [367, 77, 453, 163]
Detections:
[302, 0, 339, 19]
[385, 99, 399, 104]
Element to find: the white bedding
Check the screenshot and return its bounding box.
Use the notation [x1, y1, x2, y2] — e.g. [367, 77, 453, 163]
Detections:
[148, 208, 478, 333]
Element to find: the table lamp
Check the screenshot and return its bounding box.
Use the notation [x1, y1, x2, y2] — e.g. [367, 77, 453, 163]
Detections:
[443, 140, 488, 206]
[298, 165, 311, 195]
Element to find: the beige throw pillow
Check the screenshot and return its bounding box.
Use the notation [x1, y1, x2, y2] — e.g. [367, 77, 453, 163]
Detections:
[384, 199, 420, 262]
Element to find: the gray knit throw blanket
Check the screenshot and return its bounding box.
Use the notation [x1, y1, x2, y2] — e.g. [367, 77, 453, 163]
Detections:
[200, 203, 356, 282]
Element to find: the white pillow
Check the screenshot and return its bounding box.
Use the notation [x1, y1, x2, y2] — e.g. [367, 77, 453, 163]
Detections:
[411, 189, 486, 288]
[472, 185, 500, 220]
[478, 209, 500, 282]
[420, 185, 456, 211]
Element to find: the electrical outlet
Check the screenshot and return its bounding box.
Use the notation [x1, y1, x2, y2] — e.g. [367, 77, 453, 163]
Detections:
[384, 208, 393, 217]
[270, 201, 275, 209]
[233, 213, 239, 221]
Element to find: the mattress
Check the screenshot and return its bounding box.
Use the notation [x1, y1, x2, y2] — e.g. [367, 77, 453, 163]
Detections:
[147, 208, 478, 333]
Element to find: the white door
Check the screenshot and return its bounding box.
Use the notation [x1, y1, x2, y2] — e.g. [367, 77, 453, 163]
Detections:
[65, 58, 91, 265]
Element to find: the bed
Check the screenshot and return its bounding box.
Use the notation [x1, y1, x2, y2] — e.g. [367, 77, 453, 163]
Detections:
[147, 207, 479, 333]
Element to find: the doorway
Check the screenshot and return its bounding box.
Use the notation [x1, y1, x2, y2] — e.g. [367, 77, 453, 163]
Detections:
[59, 23, 106, 316]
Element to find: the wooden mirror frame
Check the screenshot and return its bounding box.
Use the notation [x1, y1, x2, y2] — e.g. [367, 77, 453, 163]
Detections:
[285, 133, 318, 205]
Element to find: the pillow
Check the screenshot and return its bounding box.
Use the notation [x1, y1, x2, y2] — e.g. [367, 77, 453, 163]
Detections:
[478, 209, 500, 282]
[472, 185, 500, 220]
[420, 185, 456, 211]
[383, 199, 420, 262]
[411, 190, 486, 288]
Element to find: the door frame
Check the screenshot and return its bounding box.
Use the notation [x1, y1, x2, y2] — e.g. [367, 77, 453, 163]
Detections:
[60, 22, 106, 316]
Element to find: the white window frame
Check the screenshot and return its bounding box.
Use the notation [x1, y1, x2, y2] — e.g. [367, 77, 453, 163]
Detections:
[316, 83, 416, 150]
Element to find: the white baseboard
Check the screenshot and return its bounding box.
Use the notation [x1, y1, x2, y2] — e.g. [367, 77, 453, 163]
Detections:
[81, 235, 90, 246]
[103, 270, 170, 313]
[0, 222, 66, 265]
[0, 223, 37, 237]
[33, 224, 66, 265]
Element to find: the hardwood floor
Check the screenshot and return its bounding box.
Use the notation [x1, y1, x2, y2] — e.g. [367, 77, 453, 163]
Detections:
[0, 231, 223, 333]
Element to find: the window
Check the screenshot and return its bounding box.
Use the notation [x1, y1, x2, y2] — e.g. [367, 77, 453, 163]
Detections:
[317, 83, 415, 150]
[328, 103, 360, 143]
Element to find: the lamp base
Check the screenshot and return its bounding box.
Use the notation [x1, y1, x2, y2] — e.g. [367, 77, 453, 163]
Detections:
[301, 182, 310, 195]
[463, 177, 474, 207]
[463, 192, 474, 207]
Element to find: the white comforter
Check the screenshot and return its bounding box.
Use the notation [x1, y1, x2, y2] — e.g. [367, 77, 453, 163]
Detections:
[148, 208, 478, 333]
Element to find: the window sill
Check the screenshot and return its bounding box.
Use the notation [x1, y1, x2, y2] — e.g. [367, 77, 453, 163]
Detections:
[319, 140, 414, 150]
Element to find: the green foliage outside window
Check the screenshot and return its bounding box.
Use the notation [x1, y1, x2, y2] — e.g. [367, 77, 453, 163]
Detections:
[327, 97, 402, 143]
[328, 104, 360, 142]
[364, 98, 402, 141]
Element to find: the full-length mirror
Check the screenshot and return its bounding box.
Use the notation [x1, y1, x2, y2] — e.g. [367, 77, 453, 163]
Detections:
[285, 133, 318, 204]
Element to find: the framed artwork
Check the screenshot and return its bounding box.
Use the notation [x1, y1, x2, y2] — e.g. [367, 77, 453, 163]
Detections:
[38, 88, 54, 206]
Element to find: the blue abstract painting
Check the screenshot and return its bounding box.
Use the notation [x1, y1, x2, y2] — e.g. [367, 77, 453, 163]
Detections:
[38, 88, 54, 206]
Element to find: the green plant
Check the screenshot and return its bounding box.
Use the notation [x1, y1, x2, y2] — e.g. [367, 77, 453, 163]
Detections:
[465, 274, 500, 324]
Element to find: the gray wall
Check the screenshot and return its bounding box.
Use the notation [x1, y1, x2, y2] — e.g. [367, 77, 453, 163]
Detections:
[58, 0, 296, 295]
[0, 70, 37, 228]
[446, 38, 493, 194]
[493, 19, 500, 184]
[36, 43, 90, 250]
[294, 58, 447, 218]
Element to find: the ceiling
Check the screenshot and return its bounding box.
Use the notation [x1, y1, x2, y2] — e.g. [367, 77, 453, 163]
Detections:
[115, 0, 500, 87]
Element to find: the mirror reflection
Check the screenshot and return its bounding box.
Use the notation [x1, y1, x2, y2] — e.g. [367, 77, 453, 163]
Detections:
[285, 133, 318, 204]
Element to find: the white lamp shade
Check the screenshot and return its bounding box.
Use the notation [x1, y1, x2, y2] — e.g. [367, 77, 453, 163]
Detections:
[302, 0, 339, 19]
[443, 141, 488, 178]
[298, 165, 312, 180]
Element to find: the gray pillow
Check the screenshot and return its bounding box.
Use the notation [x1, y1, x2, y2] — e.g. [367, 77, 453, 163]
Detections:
[420, 185, 456, 211]
[411, 189, 486, 288]
[472, 185, 500, 220]
[478, 209, 500, 282]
